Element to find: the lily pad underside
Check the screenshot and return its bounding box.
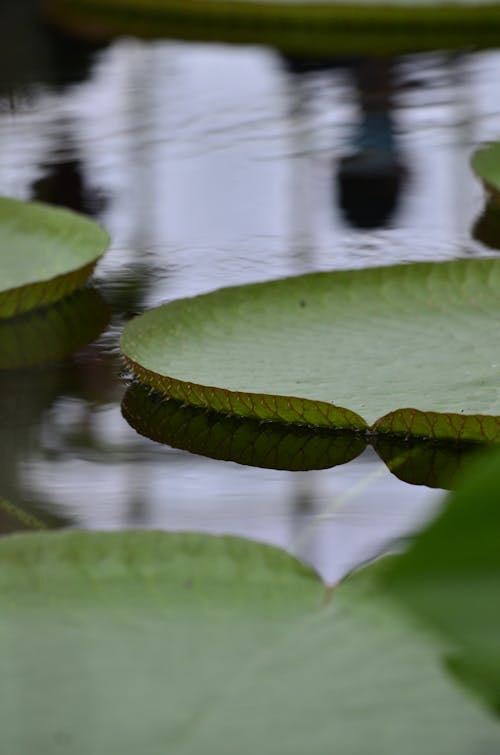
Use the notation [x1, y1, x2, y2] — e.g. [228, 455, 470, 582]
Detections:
[2, 530, 500, 754]
[43, 0, 500, 56]
[121, 258, 500, 443]
[122, 382, 480, 488]
[0, 197, 109, 318]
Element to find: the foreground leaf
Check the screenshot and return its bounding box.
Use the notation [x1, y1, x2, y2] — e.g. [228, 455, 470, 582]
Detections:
[383, 448, 500, 713]
[0, 197, 109, 318]
[44, 0, 500, 56]
[121, 259, 500, 442]
[1, 530, 499, 754]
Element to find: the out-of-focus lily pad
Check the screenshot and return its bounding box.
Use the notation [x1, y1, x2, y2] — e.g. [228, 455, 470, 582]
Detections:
[0, 288, 110, 370]
[43, 0, 500, 55]
[1, 529, 500, 753]
[122, 382, 366, 471]
[0, 196, 109, 318]
[121, 259, 500, 443]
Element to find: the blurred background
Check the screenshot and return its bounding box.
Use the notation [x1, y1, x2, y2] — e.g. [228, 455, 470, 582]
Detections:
[1, 0, 499, 582]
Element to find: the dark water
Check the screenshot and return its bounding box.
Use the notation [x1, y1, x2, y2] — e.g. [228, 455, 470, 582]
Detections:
[1, 20, 499, 582]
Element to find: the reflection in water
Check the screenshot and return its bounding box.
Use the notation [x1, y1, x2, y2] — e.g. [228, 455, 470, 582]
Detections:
[0, 0, 107, 93]
[0, 287, 110, 370]
[473, 200, 500, 251]
[337, 58, 406, 229]
[0, 32, 499, 576]
[282, 54, 407, 231]
[32, 153, 107, 216]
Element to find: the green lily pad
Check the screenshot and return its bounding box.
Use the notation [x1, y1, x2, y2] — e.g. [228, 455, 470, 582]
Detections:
[2, 529, 500, 754]
[44, 0, 500, 55]
[471, 143, 500, 209]
[383, 447, 500, 713]
[0, 196, 109, 318]
[121, 258, 500, 443]
[0, 288, 110, 370]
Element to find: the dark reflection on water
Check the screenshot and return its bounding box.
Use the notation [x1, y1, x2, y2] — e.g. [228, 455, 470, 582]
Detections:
[0, 287, 110, 369]
[1, 21, 499, 578]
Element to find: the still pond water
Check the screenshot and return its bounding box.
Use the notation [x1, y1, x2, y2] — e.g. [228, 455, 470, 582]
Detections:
[1, 33, 499, 582]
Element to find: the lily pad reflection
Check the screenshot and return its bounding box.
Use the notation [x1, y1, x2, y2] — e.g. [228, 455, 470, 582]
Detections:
[0, 287, 110, 370]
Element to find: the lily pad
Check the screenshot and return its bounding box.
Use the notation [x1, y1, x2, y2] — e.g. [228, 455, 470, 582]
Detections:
[44, 0, 500, 55]
[121, 258, 500, 443]
[0, 196, 109, 318]
[383, 447, 500, 713]
[0, 288, 110, 370]
[2, 529, 500, 753]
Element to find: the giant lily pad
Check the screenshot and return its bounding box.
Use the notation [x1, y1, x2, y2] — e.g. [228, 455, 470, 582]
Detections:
[121, 258, 500, 443]
[43, 0, 500, 56]
[1, 529, 500, 753]
[0, 196, 109, 318]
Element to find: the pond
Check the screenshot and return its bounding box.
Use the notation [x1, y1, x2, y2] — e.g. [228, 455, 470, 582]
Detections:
[2, 15, 500, 582]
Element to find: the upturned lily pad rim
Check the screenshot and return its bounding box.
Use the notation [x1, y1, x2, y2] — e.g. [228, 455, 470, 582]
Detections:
[122, 381, 482, 489]
[124, 357, 500, 444]
[43, 0, 500, 56]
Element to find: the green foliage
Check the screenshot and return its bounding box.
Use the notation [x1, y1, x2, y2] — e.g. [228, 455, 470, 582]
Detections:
[0, 196, 109, 318]
[121, 259, 500, 442]
[383, 447, 500, 713]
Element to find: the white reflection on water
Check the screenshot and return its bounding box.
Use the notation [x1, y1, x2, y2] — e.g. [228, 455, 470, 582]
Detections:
[1, 38, 499, 579]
